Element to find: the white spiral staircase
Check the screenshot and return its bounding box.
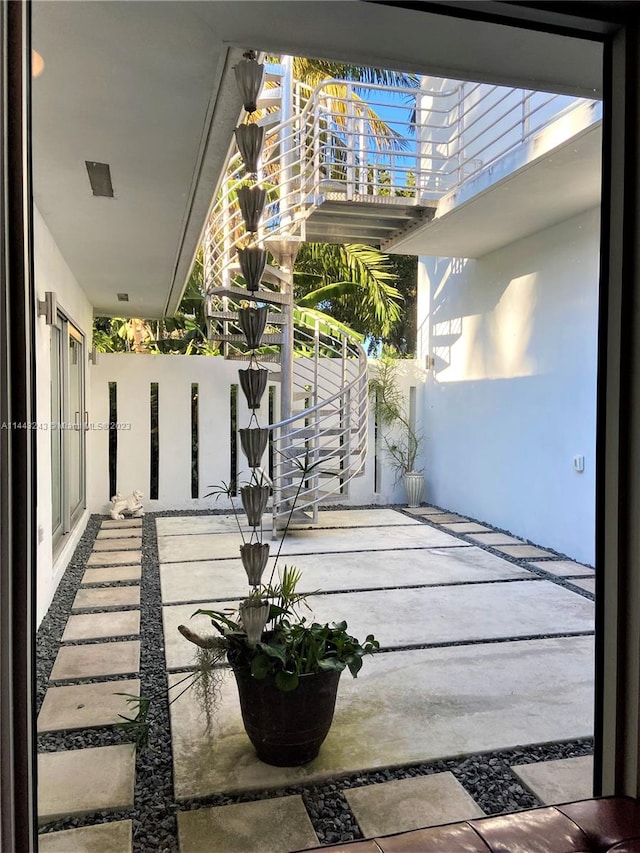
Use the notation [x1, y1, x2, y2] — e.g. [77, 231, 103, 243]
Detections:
[203, 63, 370, 528]
[202, 59, 598, 527]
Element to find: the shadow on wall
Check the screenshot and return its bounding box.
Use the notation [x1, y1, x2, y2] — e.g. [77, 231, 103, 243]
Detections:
[425, 256, 543, 380]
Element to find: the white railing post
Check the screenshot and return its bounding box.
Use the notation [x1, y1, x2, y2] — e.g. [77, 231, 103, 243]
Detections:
[357, 116, 366, 196]
[279, 56, 294, 232]
[346, 83, 356, 200]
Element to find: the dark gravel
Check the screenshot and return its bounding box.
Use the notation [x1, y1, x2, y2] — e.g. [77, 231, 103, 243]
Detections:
[37, 507, 595, 849]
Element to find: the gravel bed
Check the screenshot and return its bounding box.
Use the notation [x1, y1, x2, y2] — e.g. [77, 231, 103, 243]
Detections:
[37, 507, 595, 849]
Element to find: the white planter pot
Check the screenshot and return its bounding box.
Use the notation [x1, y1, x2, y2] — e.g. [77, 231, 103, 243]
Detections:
[403, 472, 424, 508]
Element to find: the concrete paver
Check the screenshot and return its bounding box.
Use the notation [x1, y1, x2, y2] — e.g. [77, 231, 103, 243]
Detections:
[177, 797, 318, 853]
[156, 509, 419, 538]
[442, 522, 491, 533]
[38, 744, 135, 824]
[87, 551, 141, 567]
[493, 545, 555, 559]
[511, 756, 593, 805]
[344, 773, 484, 837]
[73, 586, 140, 611]
[158, 524, 469, 564]
[567, 578, 596, 595]
[50, 641, 140, 680]
[38, 820, 133, 853]
[38, 679, 140, 732]
[531, 560, 595, 577]
[163, 579, 593, 669]
[160, 545, 532, 604]
[82, 566, 142, 584]
[426, 513, 468, 523]
[61, 611, 140, 642]
[101, 519, 142, 529]
[168, 637, 594, 798]
[404, 507, 448, 516]
[467, 533, 524, 545]
[97, 528, 144, 540]
[92, 538, 142, 552]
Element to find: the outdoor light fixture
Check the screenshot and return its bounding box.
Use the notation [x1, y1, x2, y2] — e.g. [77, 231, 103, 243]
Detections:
[234, 50, 264, 114]
[235, 123, 265, 175]
[32, 49, 45, 78]
[37, 291, 57, 325]
[88, 347, 99, 366]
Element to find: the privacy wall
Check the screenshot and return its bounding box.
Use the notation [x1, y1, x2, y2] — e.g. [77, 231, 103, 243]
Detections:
[417, 207, 599, 564]
[87, 355, 423, 515]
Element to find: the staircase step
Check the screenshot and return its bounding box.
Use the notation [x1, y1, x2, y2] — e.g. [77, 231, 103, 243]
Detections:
[256, 88, 282, 109]
[207, 285, 289, 305]
[257, 110, 281, 128]
[207, 310, 283, 324]
[227, 262, 289, 289]
[288, 427, 357, 438]
[226, 352, 281, 362]
[210, 333, 283, 344]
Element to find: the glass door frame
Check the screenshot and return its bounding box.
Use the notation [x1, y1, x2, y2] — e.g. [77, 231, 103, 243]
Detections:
[50, 311, 86, 551]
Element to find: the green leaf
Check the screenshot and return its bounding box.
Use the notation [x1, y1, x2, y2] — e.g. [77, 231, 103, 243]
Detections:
[250, 654, 272, 679]
[275, 671, 299, 692]
[318, 657, 346, 672]
[347, 655, 364, 678]
[257, 642, 287, 663]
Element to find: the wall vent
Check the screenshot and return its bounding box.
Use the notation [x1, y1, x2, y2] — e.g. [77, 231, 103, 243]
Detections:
[85, 161, 114, 197]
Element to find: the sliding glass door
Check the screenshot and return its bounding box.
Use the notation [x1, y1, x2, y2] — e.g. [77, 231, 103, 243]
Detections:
[50, 315, 86, 548]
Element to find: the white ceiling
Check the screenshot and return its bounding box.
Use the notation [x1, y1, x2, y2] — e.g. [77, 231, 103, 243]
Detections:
[31, 1, 603, 318]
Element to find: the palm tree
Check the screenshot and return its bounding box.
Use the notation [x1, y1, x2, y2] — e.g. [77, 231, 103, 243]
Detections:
[294, 243, 403, 341]
[286, 59, 413, 345]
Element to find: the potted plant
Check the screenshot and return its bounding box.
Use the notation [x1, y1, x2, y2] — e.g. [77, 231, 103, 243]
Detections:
[369, 355, 424, 507]
[178, 463, 379, 767]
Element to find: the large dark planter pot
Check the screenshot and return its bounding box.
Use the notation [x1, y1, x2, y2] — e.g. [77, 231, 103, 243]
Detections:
[231, 664, 342, 766]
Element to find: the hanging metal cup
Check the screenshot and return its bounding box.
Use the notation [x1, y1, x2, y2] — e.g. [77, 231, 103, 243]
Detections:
[235, 124, 265, 175]
[240, 542, 270, 586]
[238, 306, 268, 349]
[239, 598, 270, 646]
[239, 367, 268, 410]
[239, 427, 269, 468]
[234, 52, 265, 114]
[237, 246, 266, 292]
[237, 185, 266, 233]
[241, 484, 270, 528]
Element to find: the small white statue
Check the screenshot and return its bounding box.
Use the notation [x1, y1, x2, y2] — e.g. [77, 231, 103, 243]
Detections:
[110, 490, 145, 520]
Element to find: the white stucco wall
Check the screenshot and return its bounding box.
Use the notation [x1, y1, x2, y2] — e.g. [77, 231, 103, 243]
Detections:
[35, 206, 94, 624]
[87, 354, 424, 514]
[417, 207, 599, 564]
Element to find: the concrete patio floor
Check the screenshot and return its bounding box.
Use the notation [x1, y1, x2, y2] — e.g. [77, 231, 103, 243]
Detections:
[38, 506, 596, 851]
[159, 508, 595, 799]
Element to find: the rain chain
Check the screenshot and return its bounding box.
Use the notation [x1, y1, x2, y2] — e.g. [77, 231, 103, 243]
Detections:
[233, 51, 272, 644]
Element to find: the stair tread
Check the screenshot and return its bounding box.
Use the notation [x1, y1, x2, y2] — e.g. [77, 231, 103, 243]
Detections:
[207, 285, 289, 305]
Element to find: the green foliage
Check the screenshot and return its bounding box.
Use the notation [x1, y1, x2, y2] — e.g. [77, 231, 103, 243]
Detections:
[115, 693, 151, 748]
[195, 566, 379, 693]
[92, 249, 218, 356]
[369, 355, 422, 477]
[294, 243, 403, 339]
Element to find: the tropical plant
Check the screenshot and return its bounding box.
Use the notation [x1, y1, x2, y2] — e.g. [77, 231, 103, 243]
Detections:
[369, 355, 422, 479]
[92, 249, 218, 356]
[294, 243, 403, 340]
[178, 452, 379, 706]
[188, 565, 378, 694]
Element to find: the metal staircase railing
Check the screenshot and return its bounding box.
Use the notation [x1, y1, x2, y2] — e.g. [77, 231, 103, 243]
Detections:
[270, 320, 368, 530]
[203, 64, 600, 527]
